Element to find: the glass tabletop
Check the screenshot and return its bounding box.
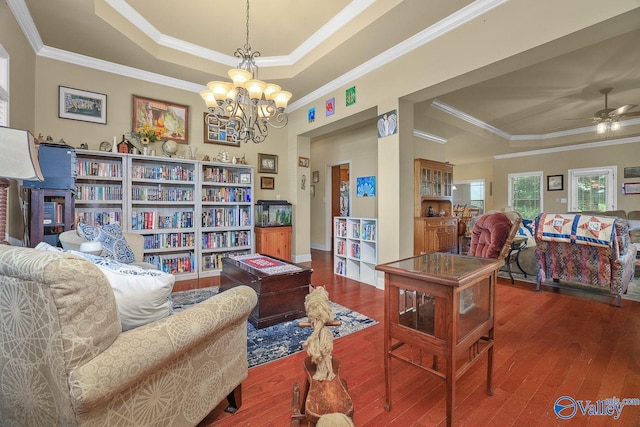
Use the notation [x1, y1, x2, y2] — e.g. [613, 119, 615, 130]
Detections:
[377, 252, 501, 283]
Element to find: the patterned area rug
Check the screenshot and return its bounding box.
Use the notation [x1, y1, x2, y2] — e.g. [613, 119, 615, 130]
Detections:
[498, 270, 640, 302]
[171, 287, 378, 368]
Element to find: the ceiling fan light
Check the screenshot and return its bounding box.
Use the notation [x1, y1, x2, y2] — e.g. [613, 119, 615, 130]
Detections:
[596, 122, 607, 134]
[611, 120, 621, 131]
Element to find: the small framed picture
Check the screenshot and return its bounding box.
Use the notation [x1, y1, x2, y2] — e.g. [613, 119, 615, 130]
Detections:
[260, 176, 275, 190]
[312, 170, 319, 183]
[299, 156, 310, 168]
[258, 153, 278, 174]
[240, 172, 251, 184]
[547, 174, 563, 191]
[204, 112, 240, 145]
[58, 86, 107, 124]
[622, 182, 640, 194]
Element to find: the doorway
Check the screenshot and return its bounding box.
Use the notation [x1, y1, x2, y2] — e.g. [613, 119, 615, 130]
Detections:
[329, 163, 350, 245]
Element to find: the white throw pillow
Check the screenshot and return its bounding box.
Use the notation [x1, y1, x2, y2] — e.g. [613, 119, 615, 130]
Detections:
[35, 242, 174, 330]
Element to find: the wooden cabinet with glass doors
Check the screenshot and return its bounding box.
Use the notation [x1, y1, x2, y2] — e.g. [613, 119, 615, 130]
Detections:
[414, 159, 458, 254]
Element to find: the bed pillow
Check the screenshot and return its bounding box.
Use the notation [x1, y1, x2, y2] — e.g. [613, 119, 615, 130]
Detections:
[77, 223, 136, 264]
[35, 242, 174, 331]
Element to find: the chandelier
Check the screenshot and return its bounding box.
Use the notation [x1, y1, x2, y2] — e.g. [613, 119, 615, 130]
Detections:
[200, 0, 292, 144]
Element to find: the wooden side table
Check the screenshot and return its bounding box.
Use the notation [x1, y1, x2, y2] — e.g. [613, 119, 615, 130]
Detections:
[376, 253, 502, 427]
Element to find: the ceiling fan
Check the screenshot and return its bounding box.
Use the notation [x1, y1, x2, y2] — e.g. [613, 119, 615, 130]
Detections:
[591, 88, 639, 133]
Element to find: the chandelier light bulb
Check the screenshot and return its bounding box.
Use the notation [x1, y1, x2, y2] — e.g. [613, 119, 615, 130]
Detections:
[610, 120, 620, 131]
[596, 122, 607, 134]
[273, 91, 293, 110]
[264, 84, 281, 101]
[246, 79, 267, 100]
[199, 90, 217, 109]
[228, 69, 252, 88]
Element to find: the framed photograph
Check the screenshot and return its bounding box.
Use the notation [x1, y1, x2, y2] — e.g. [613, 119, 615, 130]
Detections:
[260, 176, 275, 190]
[547, 174, 563, 191]
[58, 86, 107, 124]
[240, 172, 251, 184]
[258, 153, 278, 174]
[203, 113, 240, 147]
[622, 182, 640, 195]
[312, 171, 319, 183]
[132, 95, 189, 144]
[299, 156, 310, 168]
[624, 167, 640, 178]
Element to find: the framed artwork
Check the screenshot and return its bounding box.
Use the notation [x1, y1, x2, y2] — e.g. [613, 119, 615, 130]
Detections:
[346, 86, 356, 106]
[260, 176, 275, 190]
[377, 110, 398, 138]
[203, 113, 240, 147]
[624, 167, 640, 178]
[312, 171, 319, 183]
[356, 176, 376, 197]
[325, 98, 335, 116]
[132, 95, 189, 144]
[547, 174, 563, 191]
[299, 156, 310, 168]
[258, 153, 278, 174]
[622, 182, 640, 194]
[240, 172, 251, 184]
[58, 86, 107, 124]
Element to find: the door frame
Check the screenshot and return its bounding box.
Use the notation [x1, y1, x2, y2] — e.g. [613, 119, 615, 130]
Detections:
[324, 161, 352, 251]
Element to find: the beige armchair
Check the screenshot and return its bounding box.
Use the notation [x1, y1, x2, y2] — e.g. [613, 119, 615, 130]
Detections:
[0, 245, 257, 426]
[59, 229, 156, 269]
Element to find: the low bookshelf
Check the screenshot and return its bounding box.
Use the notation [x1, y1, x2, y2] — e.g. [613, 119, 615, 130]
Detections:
[333, 216, 378, 286]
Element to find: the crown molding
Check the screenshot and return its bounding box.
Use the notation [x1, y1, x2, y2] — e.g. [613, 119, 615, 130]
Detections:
[493, 135, 640, 159]
[103, 0, 376, 69]
[288, 0, 506, 111]
[38, 46, 205, 93]
[13, 0, 622, 145]
[7, 0, 43, 53]
[414, 129, 447, 144]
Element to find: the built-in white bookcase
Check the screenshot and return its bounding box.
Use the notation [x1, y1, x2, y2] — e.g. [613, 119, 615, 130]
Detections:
[199, 162, 254, 277]
[333, 216, 378, 286]
[74, 150, 126, 227]
[128, 155, 198, 279]
[74, 151, 256, 280]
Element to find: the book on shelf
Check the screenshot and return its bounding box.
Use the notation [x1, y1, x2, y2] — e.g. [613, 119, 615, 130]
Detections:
[43, 202, 56, 225]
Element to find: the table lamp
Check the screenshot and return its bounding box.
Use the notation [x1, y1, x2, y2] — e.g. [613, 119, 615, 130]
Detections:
[0, 127, 43, 245]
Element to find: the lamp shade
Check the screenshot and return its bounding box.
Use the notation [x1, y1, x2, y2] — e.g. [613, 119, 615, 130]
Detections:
[0, 127, 43, 180]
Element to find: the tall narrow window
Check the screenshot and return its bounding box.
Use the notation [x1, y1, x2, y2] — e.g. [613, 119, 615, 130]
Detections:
[0, 44, 8, 126]
[508, 171, 543, 220]
[568, 166, 617, 212]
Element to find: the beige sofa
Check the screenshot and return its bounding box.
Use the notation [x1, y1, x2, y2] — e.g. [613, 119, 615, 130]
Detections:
[0, 245, 257, 426]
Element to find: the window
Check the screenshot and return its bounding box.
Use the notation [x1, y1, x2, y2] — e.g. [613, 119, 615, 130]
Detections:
[568, 166, 617, 212]
[0, 44, 8, 126]
[453, 180, 485, 213]
[508, 171, 543, 220]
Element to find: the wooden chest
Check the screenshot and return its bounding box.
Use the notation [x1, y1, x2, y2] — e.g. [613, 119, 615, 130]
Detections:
[220, 255, 312, 328]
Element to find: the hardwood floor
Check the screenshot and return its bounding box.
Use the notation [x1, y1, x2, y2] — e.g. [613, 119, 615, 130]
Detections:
[200, 250, 640, 426]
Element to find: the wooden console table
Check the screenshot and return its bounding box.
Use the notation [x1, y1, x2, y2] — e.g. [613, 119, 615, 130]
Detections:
[220, 254, 312, 328]
[376, 252, 502, 427]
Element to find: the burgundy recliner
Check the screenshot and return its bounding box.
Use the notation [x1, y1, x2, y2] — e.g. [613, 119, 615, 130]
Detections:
[469, 211, 520, 259]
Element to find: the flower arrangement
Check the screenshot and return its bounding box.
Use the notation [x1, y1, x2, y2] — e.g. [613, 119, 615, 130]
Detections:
[132, 123, 163, 145]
